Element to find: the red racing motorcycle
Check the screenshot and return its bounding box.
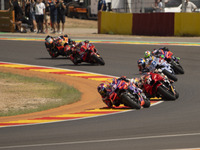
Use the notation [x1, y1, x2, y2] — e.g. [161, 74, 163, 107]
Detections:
[142, 72, 179, 100]
[70, 43, 105, 65]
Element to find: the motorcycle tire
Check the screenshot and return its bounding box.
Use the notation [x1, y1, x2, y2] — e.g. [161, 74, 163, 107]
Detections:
[49, 52, 59, 59]
[157, 85, 176, 101]
[171, 61, 184, 74]
[143, 99, 151, 108]
[91, 54, 105, 65]
[162, 69, 178, 82]
[120, 93, 141, 109]
[174, 89, 179, 99]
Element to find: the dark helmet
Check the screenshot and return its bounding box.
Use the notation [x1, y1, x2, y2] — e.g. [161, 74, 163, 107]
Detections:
[45, 36, 54, 48]
[97, 83, 108, 97]
[84, 40, 89, 43]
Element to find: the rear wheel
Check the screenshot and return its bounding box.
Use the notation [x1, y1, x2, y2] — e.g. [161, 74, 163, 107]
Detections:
[157, 85, 176, 101]
[120, 93, 141, 109]
[162, 69, 178, 82]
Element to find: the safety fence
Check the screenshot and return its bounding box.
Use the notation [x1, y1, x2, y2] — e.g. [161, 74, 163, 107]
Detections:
[0, 9, 15, 32]
[98, 11, 200, 36]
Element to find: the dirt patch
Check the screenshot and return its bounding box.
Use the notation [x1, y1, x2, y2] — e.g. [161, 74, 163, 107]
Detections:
[65, 17, 97, 28]
[0, 67, 104, 122]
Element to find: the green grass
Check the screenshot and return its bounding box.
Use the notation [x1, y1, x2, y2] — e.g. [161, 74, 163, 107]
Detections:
[0, 72, 81, 117]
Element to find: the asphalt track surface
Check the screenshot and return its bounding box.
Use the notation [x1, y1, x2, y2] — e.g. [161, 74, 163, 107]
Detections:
[0, 38, 200, 150]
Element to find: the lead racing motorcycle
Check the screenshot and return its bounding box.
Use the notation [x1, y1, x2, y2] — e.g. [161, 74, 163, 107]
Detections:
[108, 78, 150, 109]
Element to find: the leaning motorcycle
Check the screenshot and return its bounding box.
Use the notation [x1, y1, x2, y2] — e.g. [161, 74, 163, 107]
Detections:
[45, 35, 72, 58]
[154, 48, 184, 74]
[70, 44, 105, 65]
[109, 79, 150, 109]
[142, 72, 179, 100]
[147, 56, 178, 82]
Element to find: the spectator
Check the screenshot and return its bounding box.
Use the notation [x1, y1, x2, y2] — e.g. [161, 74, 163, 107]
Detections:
[98, 0, 106, 11]
[57, 0, 66, 34]
[181, 0, 197, 12]
[26, 0, 37, 32]
[10, 13, 32, 33]
[106, 0, 111, 11]
[35, 0, 45, 33]
[49, 0, 57, 33]
[44, 0, 50, 33]
[153, 0, 163, 12]
[9, 0, 23, 31]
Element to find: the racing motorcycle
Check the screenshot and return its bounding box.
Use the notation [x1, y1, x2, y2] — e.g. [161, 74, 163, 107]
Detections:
[142, 72, 179, 101]
[70, 43, 105, 65]
[108, 79, 150, 109]
[153, 47, 184, 74]
[45, 35, 73, 58]
[146, 56, 178, 82]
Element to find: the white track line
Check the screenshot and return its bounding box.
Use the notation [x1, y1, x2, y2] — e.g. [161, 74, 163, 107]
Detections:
[0, 132, 200, 149]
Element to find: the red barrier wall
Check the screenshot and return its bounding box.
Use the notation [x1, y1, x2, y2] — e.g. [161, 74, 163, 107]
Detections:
[132, 13, 174, 36]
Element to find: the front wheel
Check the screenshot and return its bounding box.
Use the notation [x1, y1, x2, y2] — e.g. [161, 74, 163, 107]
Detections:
[171, 61, 184, 74]
[143, 98, 151, 108]
[91, 54, 105, 65]
[49, 52, 59, 58]
[157, 85, 176, 101]
[120, 93, 141, 109]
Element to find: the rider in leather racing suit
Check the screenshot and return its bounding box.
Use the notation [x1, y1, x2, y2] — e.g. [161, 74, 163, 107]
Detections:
[70, 40, 97, 65]
[137, 55, 169, 75]
[152, 47, 180, 62]
[45, 34, 75, 57]
[97, 76, 147, 108]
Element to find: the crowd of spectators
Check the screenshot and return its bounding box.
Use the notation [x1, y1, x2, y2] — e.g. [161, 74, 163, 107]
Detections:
[9, 0, 66, 33]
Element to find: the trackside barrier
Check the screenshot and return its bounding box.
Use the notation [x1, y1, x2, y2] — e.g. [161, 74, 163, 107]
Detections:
[0, 9, 15, 32]
[174, 13, 200, 36]
[132, 13, 174, 36]
[98, 11, 200, 36]
[99, 11, 133, 35]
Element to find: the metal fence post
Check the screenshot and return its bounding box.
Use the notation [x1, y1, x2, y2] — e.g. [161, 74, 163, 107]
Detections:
[141, 0, 144, 13]
[182, 0, 185, 12]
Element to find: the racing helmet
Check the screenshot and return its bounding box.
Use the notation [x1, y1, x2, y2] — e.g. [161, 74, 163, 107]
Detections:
[97, 83, 108, 97]
[137, 58, 146, 70]
[45, 36, 54, 48]
[144, 50, 151, 59]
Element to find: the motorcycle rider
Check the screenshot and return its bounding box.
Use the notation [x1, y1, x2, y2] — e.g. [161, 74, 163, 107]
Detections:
[70, 40, 97, 65]
[145, 47, 180, 62]
[137, 53, 169, 75]
[45, 34, 75, 58]
[137, 58, 149, 74]
[97, 76, 147, 108]
[152, 47, 180, 63]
